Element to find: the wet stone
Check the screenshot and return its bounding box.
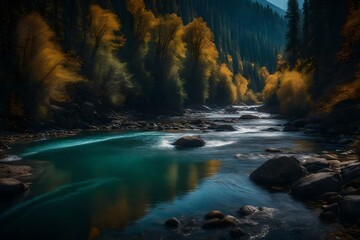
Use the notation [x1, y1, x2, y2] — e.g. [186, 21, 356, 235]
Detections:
[202, 218, 221, 229]
[165, 218, 180, 228]
[229, 227, 246, 239]
[205, 210, 225, 220]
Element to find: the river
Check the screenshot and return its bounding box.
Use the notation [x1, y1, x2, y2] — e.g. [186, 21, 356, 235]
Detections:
[0, 106, 335, 239]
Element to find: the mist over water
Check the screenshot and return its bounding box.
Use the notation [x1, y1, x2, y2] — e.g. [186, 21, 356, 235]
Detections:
[0, 107, 333, 239]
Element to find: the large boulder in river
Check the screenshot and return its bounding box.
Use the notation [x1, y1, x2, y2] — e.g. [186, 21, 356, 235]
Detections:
[250, 156, 306, 185]
[291, 172, 342, 199]
[0, 178, 29, 197]
[172, 135, 205, 148]
[339, 195, 360, 221]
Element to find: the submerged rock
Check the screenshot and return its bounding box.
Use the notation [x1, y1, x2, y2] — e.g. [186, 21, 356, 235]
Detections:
[0, 178, 29, 197]
[202, 215, 238, 229]
[250, 156, 306, 185]
[218, 215, 238, 228]
[172, 135, 205, 148]
[215, 125, 237, 132]
[291, 172, 342, 199]
[262, 128, 280, 132]
[229, 227, 246, 239]
[205, 210, 225, 220]
[165, 217, 180, 228]
[202, 218, 221, 229]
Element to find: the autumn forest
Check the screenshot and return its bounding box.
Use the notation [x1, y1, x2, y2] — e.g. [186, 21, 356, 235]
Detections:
[0, 1, 360, 239]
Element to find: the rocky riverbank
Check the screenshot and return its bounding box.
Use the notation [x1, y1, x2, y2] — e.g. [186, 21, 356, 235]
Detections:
[249, 151, 360, 239]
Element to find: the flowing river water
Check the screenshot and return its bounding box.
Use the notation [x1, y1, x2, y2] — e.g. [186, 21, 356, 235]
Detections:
[0, 106, 337, 239]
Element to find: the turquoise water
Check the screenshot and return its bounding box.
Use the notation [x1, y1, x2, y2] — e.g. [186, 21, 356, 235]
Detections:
[0, 109, 333, 239]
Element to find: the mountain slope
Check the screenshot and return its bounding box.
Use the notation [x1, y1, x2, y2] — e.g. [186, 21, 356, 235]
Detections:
[142, 0, 287, 91]
[253, 0, 286, 15]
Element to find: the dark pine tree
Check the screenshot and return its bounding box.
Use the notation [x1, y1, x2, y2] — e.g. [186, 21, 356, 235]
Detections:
[285, 0, 300, 69]
[302, 0, 310, 60]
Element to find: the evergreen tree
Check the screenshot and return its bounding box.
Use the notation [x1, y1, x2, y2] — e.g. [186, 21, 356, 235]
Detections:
[285, 0, 300, 69]
[302, 0, 310, 60]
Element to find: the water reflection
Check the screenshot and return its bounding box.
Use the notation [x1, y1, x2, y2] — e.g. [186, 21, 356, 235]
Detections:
[0, 158, 221, 240]
[89, 159, 221, 238]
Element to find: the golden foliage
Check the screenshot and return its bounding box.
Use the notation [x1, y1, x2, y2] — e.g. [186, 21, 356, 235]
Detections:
[182, 17, 219, 103]
[17, 12, 82, 116]
[218, 63, 237, 103]
[126, 0, 145, 13]
[183, 17, 218, 65]
[337, 1, 360, 61]
[325, 1, 360, 111]
[234, 73, 249, 101]
[209, 63, 255, 104]
[89, 5, 125, 54]
[126, 0, 158, 45]
[154, 13, 186, 64]
[227, 54, 233, 64]
[259, 66, 270, 81]
[149, 13, 187, 109]
[262, 72, 280, 100]
[263, 69, 313, 116]
[276, 54, 288, 71]
[276, 70, 313, 115]
[319, 64, 360, 112]
[246, 90, 260, 104]
[87, 5, 133, 107]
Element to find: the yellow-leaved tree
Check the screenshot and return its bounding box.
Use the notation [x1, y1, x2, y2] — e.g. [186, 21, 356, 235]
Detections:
[87, 5, 133, 107]
[125, 0, 158, 106]
[89, 4, 125, 57]
[17, 12, 82, 118]
[126, 0, 158, 50]
[183, 17, 219, 104]
[151, 13, 186, 110]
